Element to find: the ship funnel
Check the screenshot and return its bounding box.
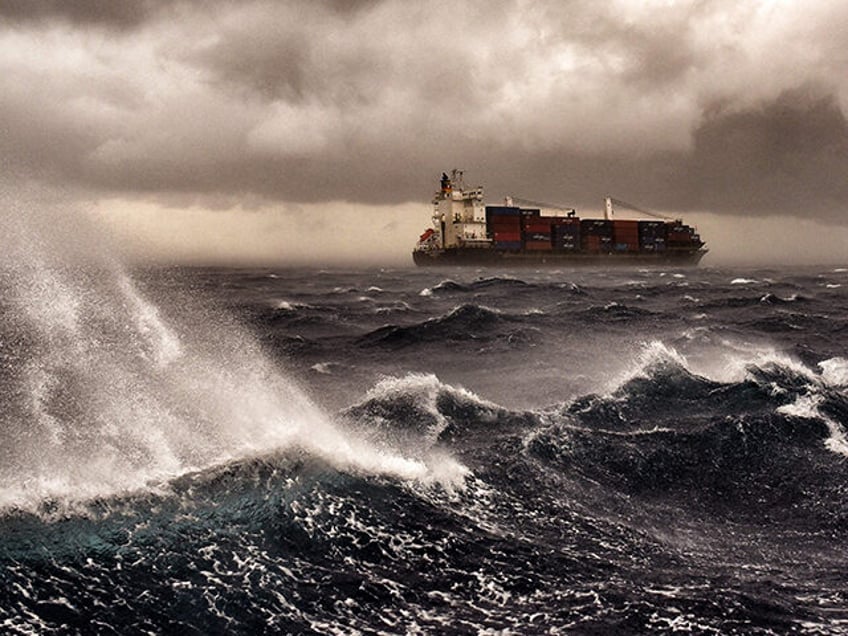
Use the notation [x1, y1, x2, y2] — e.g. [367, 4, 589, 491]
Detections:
[440, 172, 452, 193]
[604, 197, 614, 220]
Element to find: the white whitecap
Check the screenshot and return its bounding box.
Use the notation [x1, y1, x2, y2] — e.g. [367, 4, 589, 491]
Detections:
[818, 358, 848, 387]
[777, 394, 848, 458]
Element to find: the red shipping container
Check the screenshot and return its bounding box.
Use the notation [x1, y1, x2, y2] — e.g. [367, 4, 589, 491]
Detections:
[494, 231, 522, 242]
[582, 235, 601, 251]
[522, 221, 554, 230]
[524, 240, 553, 251]
[613, 220, 639, 230]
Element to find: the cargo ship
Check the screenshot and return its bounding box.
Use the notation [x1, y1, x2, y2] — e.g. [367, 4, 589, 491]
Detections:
[412, 170, 707, 267]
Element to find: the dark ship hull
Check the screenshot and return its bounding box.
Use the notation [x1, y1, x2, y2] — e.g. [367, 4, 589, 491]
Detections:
[412, 246, 707, 267]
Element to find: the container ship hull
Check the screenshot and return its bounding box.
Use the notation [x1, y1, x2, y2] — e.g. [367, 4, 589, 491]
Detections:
[412, 246, 707, 267]
[413, 171, 708, 268]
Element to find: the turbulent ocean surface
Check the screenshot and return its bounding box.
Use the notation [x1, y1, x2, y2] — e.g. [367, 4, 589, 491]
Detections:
[2, 263, 848, 634]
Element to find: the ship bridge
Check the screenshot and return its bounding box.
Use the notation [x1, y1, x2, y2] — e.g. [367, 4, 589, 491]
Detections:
[433, 170, 489, 249]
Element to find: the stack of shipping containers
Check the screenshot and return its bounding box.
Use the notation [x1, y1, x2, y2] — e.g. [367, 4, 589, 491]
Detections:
[667, 222, 700, 249]
[520, 209, 552, 251]
[552, 217, 580, 251]
[580, 220, 614, 253]
[486, 206, 523, 250]
[638, 221, 667, 252]
[612, 220, 640, 252]
[486, 207, 698, 255]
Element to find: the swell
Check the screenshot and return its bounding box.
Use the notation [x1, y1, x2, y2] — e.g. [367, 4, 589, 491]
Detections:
[339, 373, 538, 449]
[528, 351, 848, 531]
[420, 276, 586, 297]
[572, 302, 659, 323]
[355, 304, 533, 348]
[329, 354, 848, 529]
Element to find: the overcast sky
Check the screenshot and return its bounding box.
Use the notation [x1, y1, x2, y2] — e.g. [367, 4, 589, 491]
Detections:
[3, 0, 848, 265]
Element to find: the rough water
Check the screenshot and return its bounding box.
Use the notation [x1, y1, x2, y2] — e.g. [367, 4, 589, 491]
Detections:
[2, 261, 848, 634]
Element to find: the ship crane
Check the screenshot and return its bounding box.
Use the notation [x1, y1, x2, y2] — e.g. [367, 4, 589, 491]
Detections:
[507, 197, 576, 216]
[605, 197, 674, 221]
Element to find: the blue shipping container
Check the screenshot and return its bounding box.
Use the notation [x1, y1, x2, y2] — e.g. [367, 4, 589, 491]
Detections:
[581, 220, 614, 236]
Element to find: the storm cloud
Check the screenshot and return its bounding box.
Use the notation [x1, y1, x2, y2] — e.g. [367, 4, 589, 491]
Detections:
[3, 0, 848, 223]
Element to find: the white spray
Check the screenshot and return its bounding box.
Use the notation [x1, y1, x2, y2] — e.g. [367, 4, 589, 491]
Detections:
[0, 190, 464, 514]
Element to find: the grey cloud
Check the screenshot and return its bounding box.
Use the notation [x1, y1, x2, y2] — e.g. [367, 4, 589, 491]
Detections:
[189, 2, 489, 107]
[469, 85, 848, 221]
[74, 84, 848, 221]
[0, 0, 381, 30]
[681, 86, 848, 215]
[324, 0, 383, 16]
[533, 0, 700, 87]
[3, 0, 848, 222]
[194, 29, 312, 101]
[0, 0, 167, 29]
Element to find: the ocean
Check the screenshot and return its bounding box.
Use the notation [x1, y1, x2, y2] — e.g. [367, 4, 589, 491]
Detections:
[1, 263, 848, 634]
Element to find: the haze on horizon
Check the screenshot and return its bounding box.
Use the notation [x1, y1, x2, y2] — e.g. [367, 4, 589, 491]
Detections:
[2, 0, 848, 267]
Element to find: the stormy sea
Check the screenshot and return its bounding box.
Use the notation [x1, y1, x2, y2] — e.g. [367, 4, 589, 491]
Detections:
[2, 262, 848, 634]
